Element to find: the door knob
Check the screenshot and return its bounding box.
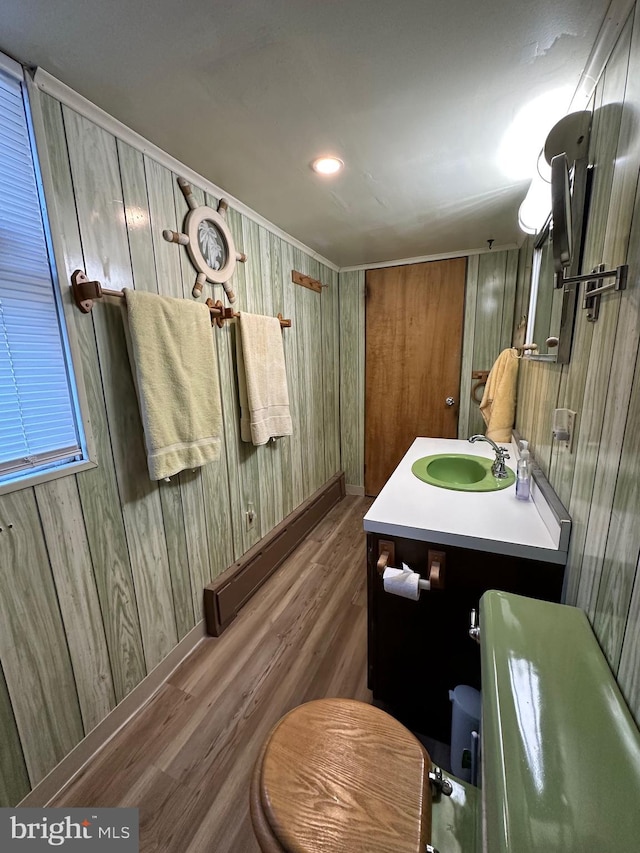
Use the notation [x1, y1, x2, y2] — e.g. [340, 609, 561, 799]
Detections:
[445, 397, 455, 406]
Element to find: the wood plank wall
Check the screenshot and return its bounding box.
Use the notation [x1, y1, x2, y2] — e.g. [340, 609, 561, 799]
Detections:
[515, 5, 640, 725]
[459, 250, 519, 438]
[338, 250, 520, 488]
[0, 92, 340, 806]
[338, 270, 366, 489]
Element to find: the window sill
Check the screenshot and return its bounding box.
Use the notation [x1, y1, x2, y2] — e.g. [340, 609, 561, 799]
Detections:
[0, 458, 98, 497]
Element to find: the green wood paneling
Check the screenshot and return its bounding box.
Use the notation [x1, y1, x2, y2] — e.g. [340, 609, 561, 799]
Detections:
[47, 102, 147, 703]
[0, 662, 30, 807]
[322, 266, 341, 479]
[217, 204, 247, 562]
[0, 87, 341, 805]
[603, 9, 640, 269]
[547, 84, 606, 509]
[65, 112, 178, 671]
[515, 6, 640, 725]
[459, 255, 479, 439]
[249, 221, 277, 537]
[119, 147, 197, 634]
[550, 23, 630, 507]
[269, 231, 290, 524]
[260, 228, 285, 528]
[34, 476, 116, 733]
[293, 248, 315, 497]
[0, 489, 84, 785]
[618, 552, 640, 716]
[577, 8, 640, 622]
[500, 250, 519, 350]
[281, 239, 305, 509]
[271, 233, 294, 518]
[163, 172, 214, 624]
[459, 250, 519, 440]
[307, 257, 327, 494]
[118, 142, 157, 292]
[512, 237, 533, 344]
[472, 251, 508, 370]
[565, 23, 633, 613]
[592, 339, 640, 670]
[158, 170, 203, 631]
[172, 179, 234, 594]
[238, 215, 266, 549]
[338, 270, 364, 487]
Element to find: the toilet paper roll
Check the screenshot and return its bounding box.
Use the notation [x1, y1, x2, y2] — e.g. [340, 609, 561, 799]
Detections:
[383, 567, 421, 601]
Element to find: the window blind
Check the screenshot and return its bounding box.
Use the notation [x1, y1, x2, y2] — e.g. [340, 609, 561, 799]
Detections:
[0, 67, 82, 480]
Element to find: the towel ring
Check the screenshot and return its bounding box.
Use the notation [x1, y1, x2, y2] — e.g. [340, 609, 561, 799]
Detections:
[471, 370, 490, 404]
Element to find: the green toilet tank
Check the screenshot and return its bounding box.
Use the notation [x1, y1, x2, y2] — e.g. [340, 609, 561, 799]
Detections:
[431, 591, 640, 853]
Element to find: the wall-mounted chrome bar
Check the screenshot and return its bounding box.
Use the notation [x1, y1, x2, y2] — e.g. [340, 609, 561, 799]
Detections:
[559, 264, 627, 322]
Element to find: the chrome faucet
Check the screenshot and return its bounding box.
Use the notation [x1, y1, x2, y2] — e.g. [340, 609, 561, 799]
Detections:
[468, 434, 511, 479]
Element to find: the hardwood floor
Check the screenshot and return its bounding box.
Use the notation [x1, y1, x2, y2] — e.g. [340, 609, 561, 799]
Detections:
[52, 495, 373, 852]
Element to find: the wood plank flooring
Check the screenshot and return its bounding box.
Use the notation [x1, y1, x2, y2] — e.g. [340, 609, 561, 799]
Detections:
[51, 495, 372, 853]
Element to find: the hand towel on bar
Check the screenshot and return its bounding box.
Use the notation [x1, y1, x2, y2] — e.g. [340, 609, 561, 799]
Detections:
[121, 288, 222, 480]
[236, 311, 293, 445]
[479, 347, 519, 443]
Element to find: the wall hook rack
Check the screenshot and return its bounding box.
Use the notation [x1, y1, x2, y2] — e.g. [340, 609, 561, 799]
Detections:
[559, 264, 628, 322]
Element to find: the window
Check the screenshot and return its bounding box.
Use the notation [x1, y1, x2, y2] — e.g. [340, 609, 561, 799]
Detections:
[0, 54, 89, 492]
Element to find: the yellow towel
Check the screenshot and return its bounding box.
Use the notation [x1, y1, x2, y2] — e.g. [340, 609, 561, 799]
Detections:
[479, 348, 519, 443]
[121, 288, 222, 480]
[236, 311, 293, 445]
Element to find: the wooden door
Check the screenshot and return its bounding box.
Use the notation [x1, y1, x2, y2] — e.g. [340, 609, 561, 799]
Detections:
[365, 258, 466, 496]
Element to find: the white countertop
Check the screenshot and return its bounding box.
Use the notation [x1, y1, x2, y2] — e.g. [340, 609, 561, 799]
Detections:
[363, 437, 567, 564]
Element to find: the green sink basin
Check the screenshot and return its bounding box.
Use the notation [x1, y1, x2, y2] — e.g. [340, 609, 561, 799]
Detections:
[411, 453, 515, 492]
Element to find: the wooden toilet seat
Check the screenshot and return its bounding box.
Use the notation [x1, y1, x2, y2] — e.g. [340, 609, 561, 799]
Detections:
[250, 698, 432, 853]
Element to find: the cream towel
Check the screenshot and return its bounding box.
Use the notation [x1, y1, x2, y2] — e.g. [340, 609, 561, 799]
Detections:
[236, 311, 293, 445]
[121, 288, 222, 480]
[479, 348, 519, 443]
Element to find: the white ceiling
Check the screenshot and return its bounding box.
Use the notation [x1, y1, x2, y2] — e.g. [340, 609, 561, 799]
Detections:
[0, 0, 613, 267]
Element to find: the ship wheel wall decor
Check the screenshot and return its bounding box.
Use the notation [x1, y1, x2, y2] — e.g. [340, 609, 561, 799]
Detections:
[163, 177, 247, 302]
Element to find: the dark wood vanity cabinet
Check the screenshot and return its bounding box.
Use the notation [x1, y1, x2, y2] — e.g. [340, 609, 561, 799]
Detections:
[367, 532, 565, 742]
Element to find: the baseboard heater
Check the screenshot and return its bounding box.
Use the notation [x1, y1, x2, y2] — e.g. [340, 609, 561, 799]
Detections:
[204, 471, 346, 636]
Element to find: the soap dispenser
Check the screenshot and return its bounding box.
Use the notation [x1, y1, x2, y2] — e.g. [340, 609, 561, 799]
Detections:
[516, 440, 531, 501]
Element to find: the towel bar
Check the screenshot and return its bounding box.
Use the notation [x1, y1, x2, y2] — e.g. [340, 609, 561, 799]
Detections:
[70, 270, 292, 329]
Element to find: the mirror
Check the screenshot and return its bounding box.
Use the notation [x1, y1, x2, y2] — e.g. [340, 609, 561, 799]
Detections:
[525, 156, 592, 363]
[526, 220, 563, 360]
[524, 111, 592, 364]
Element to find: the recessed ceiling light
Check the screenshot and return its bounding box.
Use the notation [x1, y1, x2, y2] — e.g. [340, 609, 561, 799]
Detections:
[311, 156, 344, 175]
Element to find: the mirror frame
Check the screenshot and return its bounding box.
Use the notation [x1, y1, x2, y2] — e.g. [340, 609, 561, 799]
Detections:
[555, 159, 593, 363]
[551, 153, 573, 274]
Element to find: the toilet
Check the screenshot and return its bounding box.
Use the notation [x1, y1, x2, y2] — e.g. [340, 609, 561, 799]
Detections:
[251, 591, 640, 853]
[250, 698, 434, 853]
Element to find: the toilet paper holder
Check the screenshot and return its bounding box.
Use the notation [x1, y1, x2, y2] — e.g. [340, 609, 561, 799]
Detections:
[428, 549, 446, 589]
[377, 541, 446, 589]
[376, 540, 396, 574]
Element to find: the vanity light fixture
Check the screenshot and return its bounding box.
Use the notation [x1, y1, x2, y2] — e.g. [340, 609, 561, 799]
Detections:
[518, 173, 551, 235]
[311, 156, 344, 175]
[518, 110, 592, 236]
